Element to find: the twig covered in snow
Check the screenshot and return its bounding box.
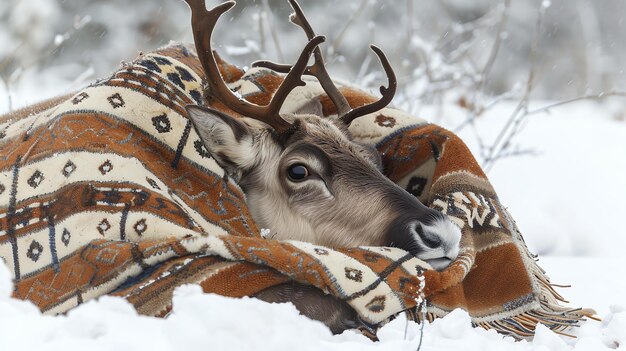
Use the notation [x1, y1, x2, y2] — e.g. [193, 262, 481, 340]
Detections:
[395, 3, 509, 121]
[480, 1, 547, 172]
[452, 0, 512, 132]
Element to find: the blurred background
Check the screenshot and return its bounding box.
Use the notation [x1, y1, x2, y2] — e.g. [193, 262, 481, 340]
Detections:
[1, 0, 625, 259]
[1, 0, 625, 111]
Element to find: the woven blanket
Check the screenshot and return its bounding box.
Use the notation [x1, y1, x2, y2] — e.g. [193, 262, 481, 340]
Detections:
[0, 44, 588, 338]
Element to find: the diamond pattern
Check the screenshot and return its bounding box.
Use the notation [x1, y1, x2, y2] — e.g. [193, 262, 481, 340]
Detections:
[344, 267, 363, 282]
[62, 160, 76, 177]
[26, 240, 44, 262]
[375, 115, 396, 128]
[61, 228, 71, 246]
[107, 93, 125, 108]
[71, 92, 89, 105]
[97, 219, 111, 236]
[151, 114, 171, 133]
[27, 170, 45, 188]
[194, 140, 211, 158]
[133, 219, 147, 236]
[99, 160, 113, 175]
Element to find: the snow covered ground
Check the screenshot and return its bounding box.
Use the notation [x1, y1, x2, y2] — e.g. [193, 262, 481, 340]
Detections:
[1, 260, 625, 351]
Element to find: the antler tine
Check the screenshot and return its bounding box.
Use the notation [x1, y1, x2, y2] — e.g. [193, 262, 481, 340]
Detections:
[253, 0, 351, 117]
[185, 0, 324, 133]
[340, 45, 397, 125]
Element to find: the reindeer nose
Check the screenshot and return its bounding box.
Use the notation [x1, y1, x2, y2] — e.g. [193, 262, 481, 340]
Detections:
[406, 215, 462, 271]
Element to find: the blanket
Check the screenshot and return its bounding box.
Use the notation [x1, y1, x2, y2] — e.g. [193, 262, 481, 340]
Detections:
[0, 44, 590, 339]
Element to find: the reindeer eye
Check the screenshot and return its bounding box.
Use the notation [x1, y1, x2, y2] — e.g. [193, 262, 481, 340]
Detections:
[287, 164, 309, 182]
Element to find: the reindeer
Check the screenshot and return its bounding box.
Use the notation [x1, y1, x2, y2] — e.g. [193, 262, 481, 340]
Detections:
[183, 0, 461, 333]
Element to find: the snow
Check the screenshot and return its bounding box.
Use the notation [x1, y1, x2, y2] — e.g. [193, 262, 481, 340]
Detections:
[1, 263, 625, 350]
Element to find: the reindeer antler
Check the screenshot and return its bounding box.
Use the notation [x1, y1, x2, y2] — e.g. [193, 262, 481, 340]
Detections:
[253, 0, 352, 117]
[185, 0, 396, 130]
[339, 45, 397, 125]
[252, 0, 397, 126]
[184, 0, 324, 133]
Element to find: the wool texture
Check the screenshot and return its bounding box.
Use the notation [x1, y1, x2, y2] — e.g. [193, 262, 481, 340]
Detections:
[0, 44, 590, 339]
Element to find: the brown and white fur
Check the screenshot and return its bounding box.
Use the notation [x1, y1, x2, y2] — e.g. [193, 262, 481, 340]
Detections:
[186, 106, 461, 332]
[184, 0, 461, 334]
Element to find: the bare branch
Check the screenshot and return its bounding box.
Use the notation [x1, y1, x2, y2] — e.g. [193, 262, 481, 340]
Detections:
[261, 0, 285, 63]
[452, 0, 511, 133]
[526, 91, 626, 116]
[477, 0, 511, 83]
[481, 2, 546, 172]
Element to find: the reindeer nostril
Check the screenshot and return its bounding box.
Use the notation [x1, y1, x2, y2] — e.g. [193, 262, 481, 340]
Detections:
[420, 228, 443, 249]
[403, 217, 461, 271]
[409, 221, 443, 249]
[387, 215, 461, 270]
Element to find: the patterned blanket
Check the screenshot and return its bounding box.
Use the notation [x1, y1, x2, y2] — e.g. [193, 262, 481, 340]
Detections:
[0, 44, 589, 339]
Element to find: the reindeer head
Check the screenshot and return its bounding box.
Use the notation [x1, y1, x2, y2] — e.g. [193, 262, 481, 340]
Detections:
[184, 0, 461, 270]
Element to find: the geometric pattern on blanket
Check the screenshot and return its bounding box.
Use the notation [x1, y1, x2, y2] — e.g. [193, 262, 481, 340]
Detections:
[0, 44, 589, 339]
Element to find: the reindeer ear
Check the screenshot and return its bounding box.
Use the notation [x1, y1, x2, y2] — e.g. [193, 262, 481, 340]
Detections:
[185, 105, 255, 177]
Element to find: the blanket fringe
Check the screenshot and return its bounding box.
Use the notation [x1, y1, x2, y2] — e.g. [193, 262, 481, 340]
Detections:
[476, 263, 597, 339]
[406, 306, 589, 340]
[403, 265, 596, 340]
